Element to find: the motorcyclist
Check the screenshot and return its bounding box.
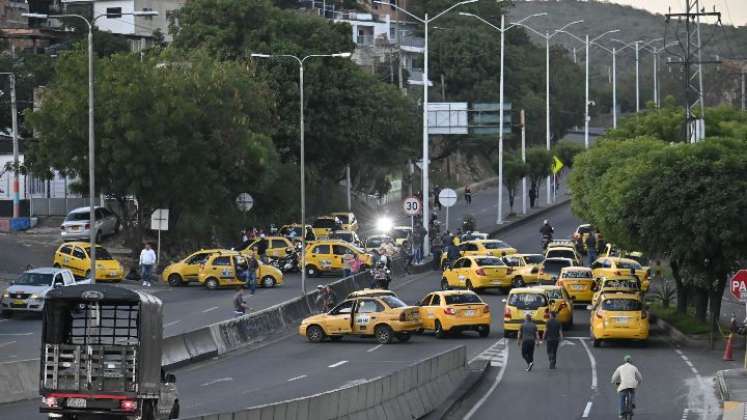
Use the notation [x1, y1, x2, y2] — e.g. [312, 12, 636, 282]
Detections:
[372, 262, 389, 289]
[611, 355, 642, 418]
[540, 219, 554, 249]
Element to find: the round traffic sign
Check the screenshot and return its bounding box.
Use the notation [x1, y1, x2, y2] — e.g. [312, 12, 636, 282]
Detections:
[730, 269, 747, 301]
[236, 193, 254, 212]
[438, 188, 457, 208]
[403, 197, 421, 215]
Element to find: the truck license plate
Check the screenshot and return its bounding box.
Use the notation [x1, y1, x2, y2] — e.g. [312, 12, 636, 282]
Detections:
[67, 398, 86, 408]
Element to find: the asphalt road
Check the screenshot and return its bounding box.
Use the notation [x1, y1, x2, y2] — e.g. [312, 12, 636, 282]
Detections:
[3, 202, 723, 420]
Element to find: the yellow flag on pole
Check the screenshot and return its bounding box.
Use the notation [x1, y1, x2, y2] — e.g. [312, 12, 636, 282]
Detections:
[552, 156, 564, 174]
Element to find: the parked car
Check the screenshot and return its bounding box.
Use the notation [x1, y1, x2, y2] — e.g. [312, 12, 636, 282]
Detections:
[1, 267, 87, 317]
[60, 206, 120, 242]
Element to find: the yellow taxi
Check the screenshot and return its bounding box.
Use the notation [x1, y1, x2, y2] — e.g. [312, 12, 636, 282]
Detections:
[556, 266, 595, 303]
[197, 250, 283, 289]
[52, 242, 124, 282]
[440, 239, 518, 268]
[279, 224, 315, 241]
[502, 287, 550, 337]
[590, 292, 649, 346]
[535, 285, 574, 328]
[241, 236, 295, 258]
[591, 257, 650, 292]
[440, 256, 511, 292]
[311, 216, 342, 239]
[591, 276, 641, 307]
[537, 257, 575, 285]
[502, 254, 544, 287]
[545, 242, 582, 265]
[304, 240, 372, 277]
[330, 211, 359, 232]
[299, 294, 420, 344]
[161, 249, 221, 286]
[417, 290, 491, 338]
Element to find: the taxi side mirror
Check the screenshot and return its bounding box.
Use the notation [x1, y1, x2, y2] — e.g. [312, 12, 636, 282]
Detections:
[501, 298, 507, 303]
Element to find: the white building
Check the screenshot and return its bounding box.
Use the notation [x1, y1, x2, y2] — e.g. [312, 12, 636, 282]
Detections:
[93, 0, 186, 48]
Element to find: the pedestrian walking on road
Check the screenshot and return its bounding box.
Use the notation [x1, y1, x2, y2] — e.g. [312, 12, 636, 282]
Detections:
[544, 312, 563, 369]
[351, 254, 363, 274]
[433, 186, 442, 210]
[585, 232, 598, 266]
[244, 254, 258, 295]
[529, 187, 538, 208]
[518, 314, 541, 371]
[139, 242, 156, 287]
[413, 222, 427, 264]
[464, 185, 472, 206]
[431, 236, 443, 271]
[342, 250, 354, 278]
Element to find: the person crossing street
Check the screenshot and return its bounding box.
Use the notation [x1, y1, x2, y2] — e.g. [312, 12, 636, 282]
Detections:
[544, 312, 563, 369]
[518, 314, 541, 371]
[139, 242, 156, 287]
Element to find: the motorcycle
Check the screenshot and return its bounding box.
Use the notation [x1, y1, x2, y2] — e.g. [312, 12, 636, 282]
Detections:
[269, 247, 300, 273]
[541, 234, 553, 250]
[372, 266, 391, 289]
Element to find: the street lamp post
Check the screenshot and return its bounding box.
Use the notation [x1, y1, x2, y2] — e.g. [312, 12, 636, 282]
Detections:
[24, 9, 158, 283]
[639, 40, 675, 108]
[556, 29, 620, 149]
[510, 19, 583, 205]
[251, 52, 351, 297]
[0, 72, 19, 218]
[374, 0, 476, 255]
[458, 12, 546, 224]
[591, 39, 639, 129]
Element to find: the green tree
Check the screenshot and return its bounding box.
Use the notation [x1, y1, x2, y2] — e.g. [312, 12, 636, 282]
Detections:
[496, 153, 526, 214]
[525, 147, 552, 204]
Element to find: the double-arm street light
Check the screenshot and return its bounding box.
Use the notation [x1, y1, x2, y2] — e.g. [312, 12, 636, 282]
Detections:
[507, 19, 583, 205]
[611, 38, 661, 113]
[251, 52, 351, 297]
[24, 9, 158, 283]
[639, 40, 677, 108]
[556, 29, 620, 149]
[590, 39, 639, 128]
[458, 12, 546, 224]
[374, 0, 477, 256]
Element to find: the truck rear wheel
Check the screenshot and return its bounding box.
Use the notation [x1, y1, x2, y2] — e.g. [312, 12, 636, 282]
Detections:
[169, 399, 180, 419]
[141, 399, 156, 420]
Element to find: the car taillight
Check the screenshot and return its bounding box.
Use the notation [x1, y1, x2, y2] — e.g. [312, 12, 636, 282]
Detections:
[641, 311, 648, 319]
[615, 271, 622, 275]
[85, 223, 90, 230]
[482, 305, 490, 313]
[544, 308, 550, 319]
[42, 396, 58, 408]
[504, 306, 511, 319]
[444, 307, 456, 315]
[475, 268, 486, 276]
[120, 400, 137, 412]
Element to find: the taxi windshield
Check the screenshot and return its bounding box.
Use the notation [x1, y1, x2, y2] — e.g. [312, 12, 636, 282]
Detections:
[617, 260, 642, 270]
[524, 255, 545, 264]
[544, 289, 563, 299]
[445, 294, 482, 305]
[543, 260, 571, 274]
[509, 293, 547, 310]
[548, 249, 576, 260]
[380, 296, 407, 308]
[562, 270, 592, 279]
[475, 257, 506, 267]
[313, 219, 338, 228]
[84, 246, 113, 260]
[502, 257, 521, 267]
[334, 214, 350, 224]
[14, 272, 54, 286]
[65, 211, 90, 222]
[602, 299, 642, 311]
[603, 279, 639, 289]
[484, 241, 510, 250]
[333, 232, 353, 241]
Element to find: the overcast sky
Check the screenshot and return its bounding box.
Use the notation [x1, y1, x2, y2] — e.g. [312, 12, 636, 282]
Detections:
[608, 0, 746, 26]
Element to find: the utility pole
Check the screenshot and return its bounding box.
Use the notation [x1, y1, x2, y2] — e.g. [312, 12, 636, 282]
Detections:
[741, 70, 745, 111]
[665, 0, 721, 142]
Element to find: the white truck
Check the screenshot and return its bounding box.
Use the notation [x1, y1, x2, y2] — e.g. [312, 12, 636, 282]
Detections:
[1, 267, 88, 317]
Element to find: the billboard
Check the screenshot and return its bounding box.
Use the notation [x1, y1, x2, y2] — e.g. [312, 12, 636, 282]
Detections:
[427, 102, 469, 135]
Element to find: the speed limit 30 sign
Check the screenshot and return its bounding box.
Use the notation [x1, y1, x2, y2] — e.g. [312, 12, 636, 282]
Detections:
[403, 197, 421, 215]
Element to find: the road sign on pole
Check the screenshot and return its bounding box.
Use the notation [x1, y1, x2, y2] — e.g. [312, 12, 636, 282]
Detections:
[730, 270, 747, 301]
[236, 193, 254, 212]
[439, 188, 458, 231]
[150, 209, 169, 266]
[403, 197, 421, 215]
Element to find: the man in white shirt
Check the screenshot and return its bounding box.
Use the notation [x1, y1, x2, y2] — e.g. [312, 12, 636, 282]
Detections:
[139, 243, 157, 287]
[611, 355, 642, 418]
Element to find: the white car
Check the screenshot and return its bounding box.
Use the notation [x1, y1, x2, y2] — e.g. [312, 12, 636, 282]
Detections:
[61, 206, 120, 242]
[1, 268, 87, 316]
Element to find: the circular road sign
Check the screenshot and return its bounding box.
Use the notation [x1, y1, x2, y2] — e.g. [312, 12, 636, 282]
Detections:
[439, 188, 458, 208]
[403, 196, 421, 215]
[236, 193, 254, 212]
[730, 269, 747, 301]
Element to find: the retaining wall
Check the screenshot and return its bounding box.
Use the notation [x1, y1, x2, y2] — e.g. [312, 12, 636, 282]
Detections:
[0, 359, 39, 404]
[178, 346, 468, 420]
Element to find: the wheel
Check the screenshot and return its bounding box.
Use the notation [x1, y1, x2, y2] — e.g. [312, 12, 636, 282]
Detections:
[435, 321, 447, 339]
[261, 275, 276, 288]
[478, 325, 490, 338]
[84, 270, 91, 280]
[306, 265, 319, 278]
[141, 399, 156, 420]
[306, 325, 325, 343]
[465, 280, 474, 291]
[441, 279, 450, 290]
[396, 333, 411, 342]
[592, 338, 601, 347]
[329, 335, 343, 342]
[53, 263, 61, 268]
[512, 276, 525, 288]
[167, 274, 183, 287]
[374, 324, 394, 344]
[205, 277, 220, 290]
[169, 399, 180, 419]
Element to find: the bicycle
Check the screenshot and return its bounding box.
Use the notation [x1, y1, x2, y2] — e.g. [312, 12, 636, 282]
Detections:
[619, 388, 635, 419]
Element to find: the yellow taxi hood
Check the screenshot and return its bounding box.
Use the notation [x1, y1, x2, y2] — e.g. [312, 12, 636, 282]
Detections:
[301, 313, 328, 324]
[262, 264, 282, 277]
[96, 260, 122, 269]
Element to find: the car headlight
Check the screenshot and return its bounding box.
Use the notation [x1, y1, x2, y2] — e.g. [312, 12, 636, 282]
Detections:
[30, 294, 43, 300]
[2, 292, 8, 298]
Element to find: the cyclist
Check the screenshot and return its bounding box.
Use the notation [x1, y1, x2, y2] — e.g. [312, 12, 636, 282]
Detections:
[611, 355, 642, 418]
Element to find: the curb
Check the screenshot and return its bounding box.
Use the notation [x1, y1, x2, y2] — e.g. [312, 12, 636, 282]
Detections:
[652, 316, 727, 350]
[490, 197, 572, 238]
[426, 359, 491, 420]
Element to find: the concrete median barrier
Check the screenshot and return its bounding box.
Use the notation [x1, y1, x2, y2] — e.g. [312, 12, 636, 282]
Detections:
[178, 345, 467, 420]
[0, 359, 39, 404]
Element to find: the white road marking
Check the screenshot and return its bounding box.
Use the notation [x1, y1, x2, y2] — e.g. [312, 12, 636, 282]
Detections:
[681, 407, 689, 420]
[578, 338, 598, 390]
[581, 401, 593, 418]
[201, 306, 219, 313]
[464, 339, 509, 420]
[328, 360, 348, 368]
[287, 375, 307, 382]
[367, 344, 383, 353]
[0, 341, 16, 349]
[200, 377, 233, 387]
[685, 360, 694, 368]
[164, 320, 181, 328]
[0, 332, 33, 336]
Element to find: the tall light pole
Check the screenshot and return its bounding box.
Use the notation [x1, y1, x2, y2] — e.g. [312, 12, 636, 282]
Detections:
[591, 39, 639, 129]
[640, 40, 675, 108]
[510, 19, 583, 205]
[374, 0, 476, 255]
[458, 11, 546, 224]
[557, 29, 620, 149]
[24, 9, 158, 283]
[251, 52, 351, 297]
[0, 72, 19, 218]
[611, 38, 656, 113]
